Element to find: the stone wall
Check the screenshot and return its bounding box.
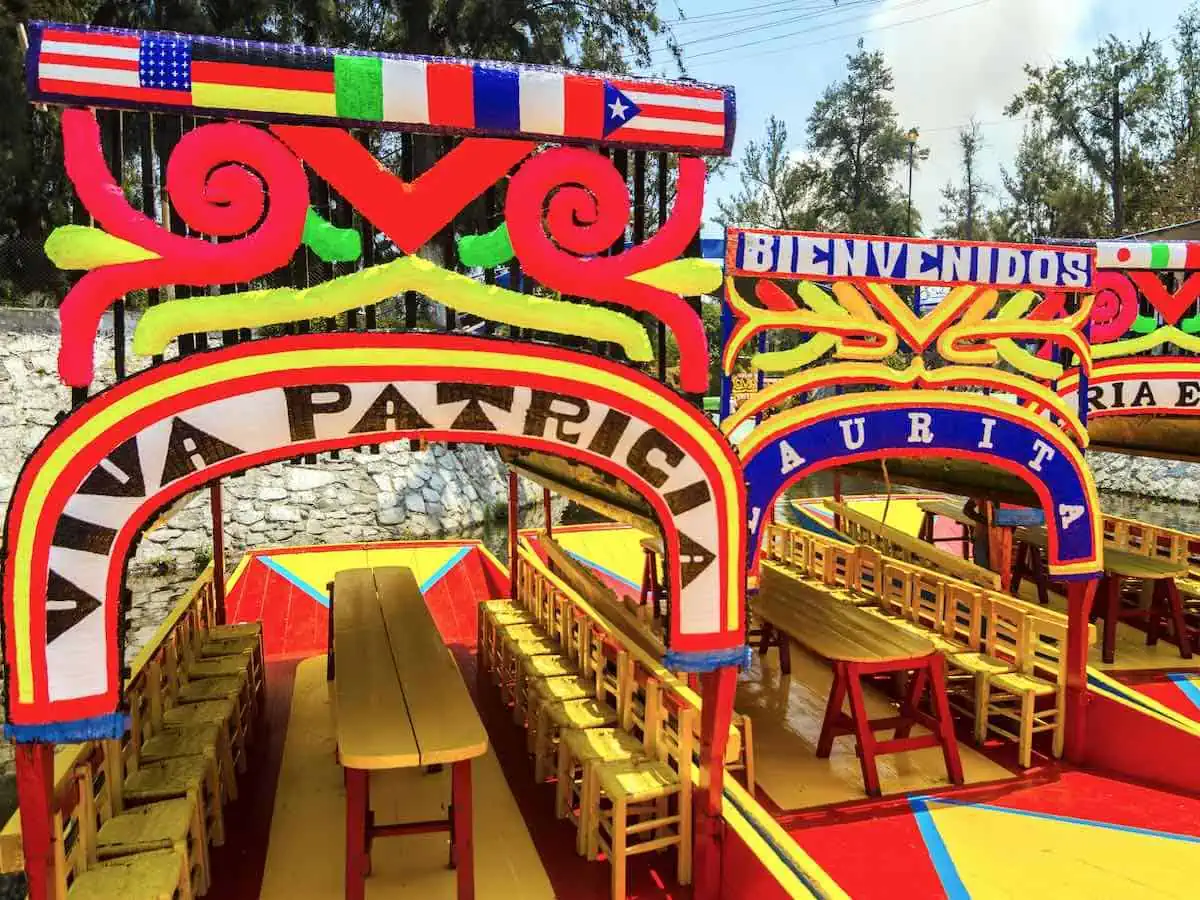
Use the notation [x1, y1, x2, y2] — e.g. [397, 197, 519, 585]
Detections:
[1087, 449, 1200, 504]
[0, 308, 548, 579]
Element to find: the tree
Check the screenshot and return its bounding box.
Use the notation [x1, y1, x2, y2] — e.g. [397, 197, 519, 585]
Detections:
[806, 40, 914, 235]
[992, 124, 1107, 241]
[936, 119, 989, 239]
[1007, 33, 1171, 234]
[715, 116, 820, 229]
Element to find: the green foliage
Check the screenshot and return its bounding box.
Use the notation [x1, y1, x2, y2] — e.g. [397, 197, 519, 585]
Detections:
[1006, 31, 1172, 234]
[806, 40, 918, 236]
[936, 120, 990, 240]
[715, 116, 821, 230]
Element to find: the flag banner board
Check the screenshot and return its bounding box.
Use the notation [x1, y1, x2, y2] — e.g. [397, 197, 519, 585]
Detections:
[25, 21, 735, 155]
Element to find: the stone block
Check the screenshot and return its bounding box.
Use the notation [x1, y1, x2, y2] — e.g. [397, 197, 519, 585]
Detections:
[267, 505, 302, 522]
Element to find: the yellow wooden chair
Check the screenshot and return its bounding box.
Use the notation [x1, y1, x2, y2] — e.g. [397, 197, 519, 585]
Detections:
[983, 615, 1070, 767]
[854, 545, 883, 603]
[555, 665, 654, 855]
[517, 608, 587, 730]
[945, 594, 1026, 742]
[161, 642, 249, 774]
[590, 694, 696, 900]
[133, 668, 238, 807]
[78, 757, 209, 898]
[499, 588, 568, 712]
[931, 583, 985, 654]
[55, 766, 193, 900]
[526, 626, 615, 768]
[531, 631, 634, 784]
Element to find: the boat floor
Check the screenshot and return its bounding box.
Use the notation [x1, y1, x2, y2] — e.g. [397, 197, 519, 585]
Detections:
[740, 645, 1015, 812]
[259, 657, 553, 900]
[218, 534, 1200, 899]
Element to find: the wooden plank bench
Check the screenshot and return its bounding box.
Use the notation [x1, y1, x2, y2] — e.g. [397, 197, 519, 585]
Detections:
[754, 562, 964, 797]
[330, 566, 488, 900]
[826, 501, 1001, 590]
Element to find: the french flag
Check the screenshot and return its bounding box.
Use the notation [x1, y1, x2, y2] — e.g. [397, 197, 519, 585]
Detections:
[459, 65, 727, 150]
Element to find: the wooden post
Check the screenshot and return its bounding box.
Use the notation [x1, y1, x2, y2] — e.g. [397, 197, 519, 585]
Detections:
[693, 666, 737, 900]
[1064, 578, 1098, 764]
[15, 742, 55, 900]
[507, 471, 519, 598]
[210, 481, 226, 625]
[543, 487, 552, 539]
[832, 472, 843, 532]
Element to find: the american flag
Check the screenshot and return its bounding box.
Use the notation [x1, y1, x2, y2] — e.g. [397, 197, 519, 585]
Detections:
[36, 27, 192, 105]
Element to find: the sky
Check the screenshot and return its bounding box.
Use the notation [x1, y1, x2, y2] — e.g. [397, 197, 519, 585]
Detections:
[630, 0, 1197, 237]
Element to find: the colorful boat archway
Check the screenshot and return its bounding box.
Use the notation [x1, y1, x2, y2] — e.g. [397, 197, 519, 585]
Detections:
[3, 333, 747, 737]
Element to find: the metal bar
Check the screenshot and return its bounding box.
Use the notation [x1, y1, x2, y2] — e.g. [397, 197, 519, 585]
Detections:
[104, 109, 126, 380]
[656, 152, 668, 382]
[141, 113, 163, 366]
[210, 482, 226, 625]
[402, 132, 418, 329]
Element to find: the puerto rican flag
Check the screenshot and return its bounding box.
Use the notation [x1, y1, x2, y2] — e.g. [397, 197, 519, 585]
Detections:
[443, 65, 729, 152]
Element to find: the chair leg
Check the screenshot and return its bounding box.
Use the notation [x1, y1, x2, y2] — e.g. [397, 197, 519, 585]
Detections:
[973, 674, 991, 744]
[610, 797, 627, 900]
[1019, 692, 1035, 768]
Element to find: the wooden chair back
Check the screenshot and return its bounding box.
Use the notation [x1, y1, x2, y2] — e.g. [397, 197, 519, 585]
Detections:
[982, 594, 1029, 665]
[943, 583, 985, 649]
[878, 560, 914, 616]
[52, 767, 93, 899]
[1023, 616, 1069, 684]
[855, 545, 883, 600]
[826, 543, 858, 591]
[910, 570, 944, 630]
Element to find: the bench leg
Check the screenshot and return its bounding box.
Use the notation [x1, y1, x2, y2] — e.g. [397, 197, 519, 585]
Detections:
[1167, 580, 1193, 659]
[893, 667, 928, 740]
[346, 768, 369, 900]
[1103, 576, 1121, 665]
[451, 759, 475, 900]
[844, 664, 881, 797]
[928, 657, 965, 785]
[816, 662, 849, 759]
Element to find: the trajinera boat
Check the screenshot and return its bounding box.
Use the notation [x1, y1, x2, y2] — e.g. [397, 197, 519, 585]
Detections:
[4, 19, 1200, 900]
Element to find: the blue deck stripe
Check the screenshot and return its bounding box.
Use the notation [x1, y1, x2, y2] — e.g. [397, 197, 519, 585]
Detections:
[260, 555, 330, 607]
[420, 546, 471, 592]
[909, 797, 970, 899]
[922, 795, 1200, 843]
[563, 548, 641, 592]
[1168, 673, 1200, 713]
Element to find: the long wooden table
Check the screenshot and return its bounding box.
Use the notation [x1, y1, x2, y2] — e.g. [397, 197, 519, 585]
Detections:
[1014, 526, 1192, 664]
[754, 562, 964, 797]
[330, 566, 488, 900]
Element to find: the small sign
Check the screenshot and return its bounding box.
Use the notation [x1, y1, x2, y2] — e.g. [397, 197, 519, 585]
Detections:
[726, 229, 1095, 290]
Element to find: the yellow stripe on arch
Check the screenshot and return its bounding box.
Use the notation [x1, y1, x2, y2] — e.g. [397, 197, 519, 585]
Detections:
[12, 342, 744, 702]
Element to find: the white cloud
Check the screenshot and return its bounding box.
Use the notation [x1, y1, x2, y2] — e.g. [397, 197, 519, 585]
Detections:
[873, 0, 1096, 233]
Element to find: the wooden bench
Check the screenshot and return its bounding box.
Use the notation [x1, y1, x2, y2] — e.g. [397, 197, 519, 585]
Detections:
[1016, 524, 1192, 664]
[755, 562, 964, 797]
[826, 501, 1001, 590]
[330, 566, 487, 900]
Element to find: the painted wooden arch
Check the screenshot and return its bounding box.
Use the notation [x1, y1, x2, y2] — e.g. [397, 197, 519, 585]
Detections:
[1, 333, 746, 740]
[740, 392, 1103, 579]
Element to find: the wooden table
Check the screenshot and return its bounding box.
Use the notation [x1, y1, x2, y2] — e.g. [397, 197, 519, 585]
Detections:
[754, 562, 964, 797]
[329, 566, 488, 900]
[1014, 526, 1192, 664]
[917, 499, 975, 557]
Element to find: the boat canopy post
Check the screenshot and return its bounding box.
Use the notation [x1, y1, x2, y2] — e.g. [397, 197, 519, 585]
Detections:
[210, 481, 226, 625]
[694, 665, 738, 900]
[543, 487, 552, 539]
[14, 742, 54, 900]
[508, 470, 519, 597]
[1064, 578, 1099, 763]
